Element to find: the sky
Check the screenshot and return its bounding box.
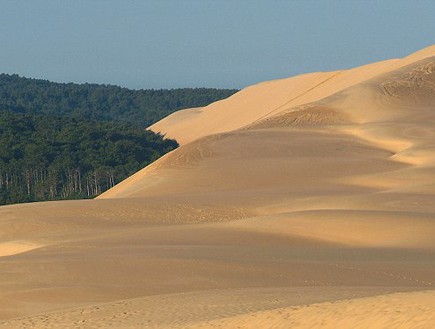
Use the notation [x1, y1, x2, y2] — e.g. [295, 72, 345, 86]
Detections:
[0, 0, 434, 90]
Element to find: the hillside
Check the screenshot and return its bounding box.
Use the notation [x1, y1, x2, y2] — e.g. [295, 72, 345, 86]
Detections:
[0, 45, 434, 327]
[0, 76, 236, 204]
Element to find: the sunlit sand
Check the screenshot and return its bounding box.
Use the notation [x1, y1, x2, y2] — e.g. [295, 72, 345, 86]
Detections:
[1, 45, 434, 328]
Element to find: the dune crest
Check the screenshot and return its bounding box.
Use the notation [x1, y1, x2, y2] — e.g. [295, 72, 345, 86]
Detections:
[149, 45, 435, 145]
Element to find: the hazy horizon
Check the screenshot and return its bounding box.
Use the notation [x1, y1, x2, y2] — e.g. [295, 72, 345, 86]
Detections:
[1, 0, 434, 89]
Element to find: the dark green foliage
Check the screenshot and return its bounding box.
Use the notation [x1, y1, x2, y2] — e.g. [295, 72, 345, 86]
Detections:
[0, 74, 238, 128]
[0, 112, 178, 205]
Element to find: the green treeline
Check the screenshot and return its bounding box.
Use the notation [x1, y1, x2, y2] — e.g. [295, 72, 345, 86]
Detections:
[0, 112, 178, 205]
[0, 74, 238, 127]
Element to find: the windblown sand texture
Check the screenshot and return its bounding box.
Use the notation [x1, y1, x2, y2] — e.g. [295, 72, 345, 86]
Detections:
[1, 45, 435, 328]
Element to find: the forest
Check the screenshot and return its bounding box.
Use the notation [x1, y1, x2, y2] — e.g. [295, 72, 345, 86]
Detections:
[0, 112, 178, 205]
[0, 74, 237, 205]
[0, 74, 237, 127]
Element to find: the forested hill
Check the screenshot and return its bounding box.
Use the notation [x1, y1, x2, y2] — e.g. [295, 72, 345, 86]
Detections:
[0, 112, 178, 205]
[0, 74, 238, 127]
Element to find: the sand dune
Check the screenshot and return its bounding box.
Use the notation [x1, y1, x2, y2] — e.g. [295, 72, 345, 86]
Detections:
[149, 45, 435, 145]
[1, 45, 435, 327]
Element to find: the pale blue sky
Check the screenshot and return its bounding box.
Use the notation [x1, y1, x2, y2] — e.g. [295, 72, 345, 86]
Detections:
[1, 0, 434, 89]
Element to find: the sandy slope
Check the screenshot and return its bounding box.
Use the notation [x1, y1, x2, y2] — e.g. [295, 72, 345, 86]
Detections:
[190, 290, 435, 329]
[1, 45, 435, 327]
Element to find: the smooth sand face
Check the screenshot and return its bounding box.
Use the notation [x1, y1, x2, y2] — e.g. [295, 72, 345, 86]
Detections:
[0, 241, 42, 257]
[1, 45, 435, 327]
[187, 290, 435, 329]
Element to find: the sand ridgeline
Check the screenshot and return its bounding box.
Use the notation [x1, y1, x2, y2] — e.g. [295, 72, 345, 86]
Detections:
[1, 45, 435, 327]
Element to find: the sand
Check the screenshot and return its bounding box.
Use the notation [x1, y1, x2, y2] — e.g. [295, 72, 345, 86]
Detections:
[1, 289, 433, 328]
[191, 290, 435, 329]
[1, 45, 435, 328]
[0, 241, 42, 257]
